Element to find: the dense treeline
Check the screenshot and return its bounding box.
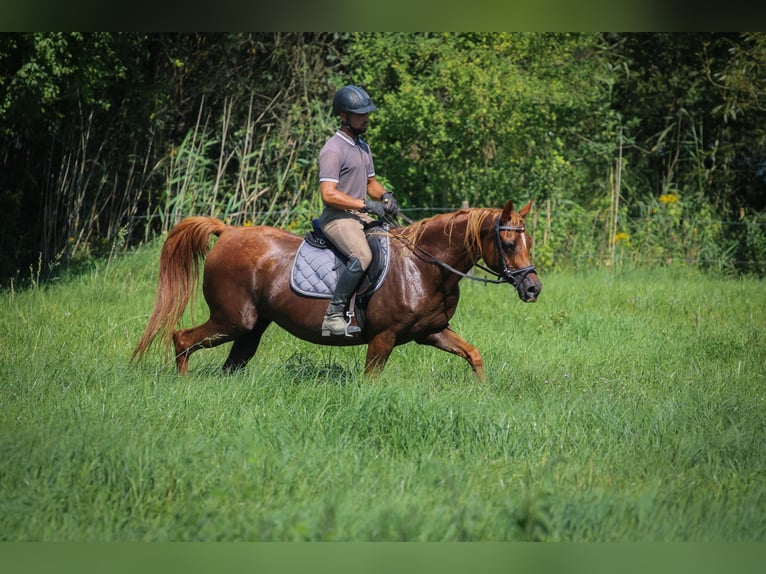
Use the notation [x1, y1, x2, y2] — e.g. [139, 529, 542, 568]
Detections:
[1, 32, 765, 283]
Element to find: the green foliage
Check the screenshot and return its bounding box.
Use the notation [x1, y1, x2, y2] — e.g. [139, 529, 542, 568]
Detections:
[624, 191, 725, 270]
[0, 33, 130, 132]
[347, 33, 617, 210]
[532, 198, 608, 271]
[729, 211, 766, 277]
[706, 32, 766, 214]
[151, 71, 337, 234]
[0, 33, 345, 283]
[0, 32, 158, 280]
[610, 33, 766, 216]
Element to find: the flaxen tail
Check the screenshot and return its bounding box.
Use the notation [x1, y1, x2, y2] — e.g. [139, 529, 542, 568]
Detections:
[132, 216, 228, 363]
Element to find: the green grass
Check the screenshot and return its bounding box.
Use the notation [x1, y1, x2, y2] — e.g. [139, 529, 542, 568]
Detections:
[1, 246, 765, 541]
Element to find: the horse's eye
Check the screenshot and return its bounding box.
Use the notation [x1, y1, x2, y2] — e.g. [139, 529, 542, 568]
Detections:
[502, 241, 515, 253]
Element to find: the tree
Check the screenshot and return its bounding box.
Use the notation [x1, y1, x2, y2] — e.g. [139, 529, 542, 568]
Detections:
[346, 32, 619, 210]
[706, 31, 766, 212]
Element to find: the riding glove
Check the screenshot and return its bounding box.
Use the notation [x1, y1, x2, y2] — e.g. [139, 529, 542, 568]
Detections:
[363, 199, 387, 218]
[382, 192, 399, 216]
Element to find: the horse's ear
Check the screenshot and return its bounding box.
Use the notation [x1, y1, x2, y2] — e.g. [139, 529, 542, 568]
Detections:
[518, 199, 534, 219]
[501, 199, 515, 221]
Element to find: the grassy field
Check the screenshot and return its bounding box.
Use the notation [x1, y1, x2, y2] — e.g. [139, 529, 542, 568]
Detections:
[1, 245, 765, 541]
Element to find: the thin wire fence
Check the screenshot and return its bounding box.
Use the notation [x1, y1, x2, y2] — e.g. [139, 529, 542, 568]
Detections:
[4, 204, 765, 284]
[124, 205, 766, 272]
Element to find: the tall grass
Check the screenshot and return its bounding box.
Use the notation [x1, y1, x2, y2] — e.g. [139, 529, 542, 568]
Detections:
[1, 244, 764, 541]
[156, 95, 332, 236]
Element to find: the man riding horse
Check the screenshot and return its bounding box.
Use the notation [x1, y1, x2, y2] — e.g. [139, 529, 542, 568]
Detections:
[131, 87, 542, 378]
[317, 85, 399, 337]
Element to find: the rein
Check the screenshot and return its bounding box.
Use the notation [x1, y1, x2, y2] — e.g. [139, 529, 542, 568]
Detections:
[393, 215, 536, 288]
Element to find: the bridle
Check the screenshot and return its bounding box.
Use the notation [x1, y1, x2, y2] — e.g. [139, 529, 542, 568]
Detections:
[473, 216, 536, 288]
[393, 214, 536, 289]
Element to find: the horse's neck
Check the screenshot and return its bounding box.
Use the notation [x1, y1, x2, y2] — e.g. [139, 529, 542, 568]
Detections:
[418, 212, 482, 272]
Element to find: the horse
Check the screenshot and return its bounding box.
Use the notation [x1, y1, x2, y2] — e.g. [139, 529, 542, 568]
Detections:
[131, 198, 542, 378]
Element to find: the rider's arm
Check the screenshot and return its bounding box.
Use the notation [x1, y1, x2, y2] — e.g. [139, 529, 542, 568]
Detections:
[366, 177, 386, 201]
[320, 180, 367, 211]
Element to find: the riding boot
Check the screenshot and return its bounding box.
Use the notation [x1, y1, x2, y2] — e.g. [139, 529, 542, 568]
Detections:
[322, 257, 365, 337]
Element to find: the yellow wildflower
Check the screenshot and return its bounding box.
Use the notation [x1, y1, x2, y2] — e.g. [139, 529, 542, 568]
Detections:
[659, 192, 679, 204]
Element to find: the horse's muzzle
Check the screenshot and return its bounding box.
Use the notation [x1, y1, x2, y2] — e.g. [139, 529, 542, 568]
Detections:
[517, 272, 542, 302]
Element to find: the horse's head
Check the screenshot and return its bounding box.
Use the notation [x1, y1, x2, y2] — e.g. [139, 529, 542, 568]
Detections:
[485, 199, 542, 302]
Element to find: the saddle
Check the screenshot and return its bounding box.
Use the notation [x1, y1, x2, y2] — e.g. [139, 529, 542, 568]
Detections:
[289, 219, 391, 302]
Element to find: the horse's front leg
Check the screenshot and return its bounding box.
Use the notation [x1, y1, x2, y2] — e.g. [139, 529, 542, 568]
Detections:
[416, 325, 485, 379]
[364, 331, 397, 377]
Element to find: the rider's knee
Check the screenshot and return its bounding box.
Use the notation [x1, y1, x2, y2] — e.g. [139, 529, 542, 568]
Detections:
[350, 249, 372, 271]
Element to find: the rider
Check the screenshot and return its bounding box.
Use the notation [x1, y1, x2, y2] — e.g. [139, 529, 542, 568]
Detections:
[317, 85, 398, 337]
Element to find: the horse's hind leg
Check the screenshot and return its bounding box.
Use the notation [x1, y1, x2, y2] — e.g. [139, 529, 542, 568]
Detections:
[417, 326, 485, 380]
[173, 318, 238, 374]
[222, 318, 272, 373]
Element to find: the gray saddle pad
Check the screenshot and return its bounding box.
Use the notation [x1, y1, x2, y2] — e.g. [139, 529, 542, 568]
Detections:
[289, 230, 391, 299]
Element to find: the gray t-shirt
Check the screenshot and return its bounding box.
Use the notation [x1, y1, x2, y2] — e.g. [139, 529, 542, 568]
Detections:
[318, 131, 375, 200]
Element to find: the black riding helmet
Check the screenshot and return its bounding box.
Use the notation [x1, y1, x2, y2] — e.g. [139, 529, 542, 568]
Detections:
[332, 85, 377, 115]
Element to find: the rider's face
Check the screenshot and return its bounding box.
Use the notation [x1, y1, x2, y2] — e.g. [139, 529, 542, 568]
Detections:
[342, 112, 370, 134]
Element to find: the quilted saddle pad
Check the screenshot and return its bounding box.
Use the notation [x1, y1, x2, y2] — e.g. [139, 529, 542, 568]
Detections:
[289, 230, 391, 299]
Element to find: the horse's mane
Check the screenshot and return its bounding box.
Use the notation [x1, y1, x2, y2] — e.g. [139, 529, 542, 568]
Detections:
[397, 208, 497, 259]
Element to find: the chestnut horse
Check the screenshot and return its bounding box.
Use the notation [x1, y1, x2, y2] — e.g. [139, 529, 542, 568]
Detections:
[132, 198, 541, 378]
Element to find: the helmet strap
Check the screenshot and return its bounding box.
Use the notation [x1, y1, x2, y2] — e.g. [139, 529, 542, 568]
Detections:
[340, 113, 365, 139]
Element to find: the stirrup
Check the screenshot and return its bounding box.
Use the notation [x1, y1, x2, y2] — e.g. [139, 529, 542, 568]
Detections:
[344, 306, 362, 337]
[321, 311, 361, 338]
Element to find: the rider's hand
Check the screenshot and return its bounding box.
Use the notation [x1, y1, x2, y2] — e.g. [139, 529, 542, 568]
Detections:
[363, 199, 386, 218]
[382, 192, 399, 216]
